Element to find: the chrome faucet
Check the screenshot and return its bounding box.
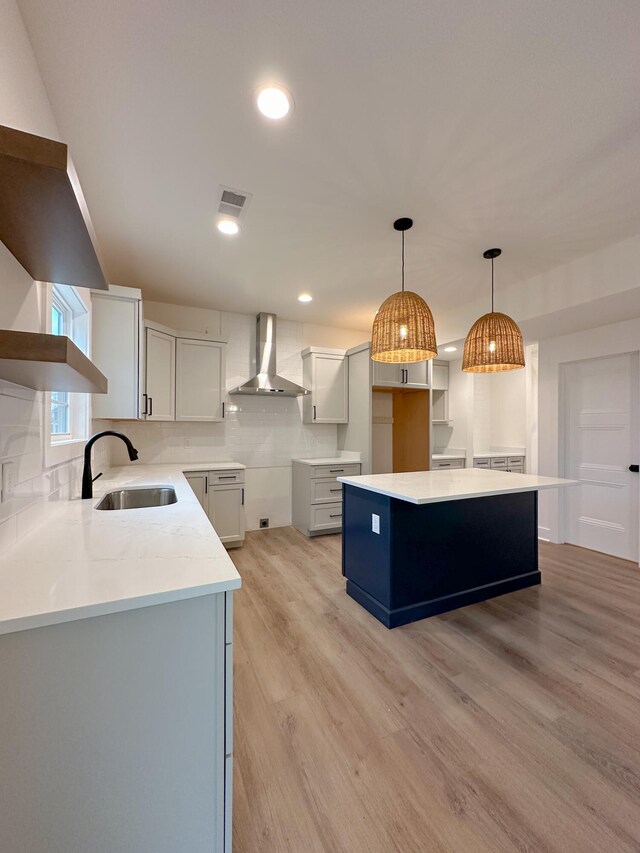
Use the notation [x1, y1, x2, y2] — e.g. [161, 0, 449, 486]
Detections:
[82, 431, 139, 499]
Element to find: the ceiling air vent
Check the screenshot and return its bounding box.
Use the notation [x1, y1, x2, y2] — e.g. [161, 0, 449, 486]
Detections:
[217, 185, 252, 220]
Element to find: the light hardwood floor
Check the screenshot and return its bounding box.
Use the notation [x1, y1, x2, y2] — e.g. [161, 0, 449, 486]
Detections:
[230, 528, 640, 853]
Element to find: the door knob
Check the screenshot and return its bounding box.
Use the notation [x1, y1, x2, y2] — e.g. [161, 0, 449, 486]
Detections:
[630, 464, 639, 473]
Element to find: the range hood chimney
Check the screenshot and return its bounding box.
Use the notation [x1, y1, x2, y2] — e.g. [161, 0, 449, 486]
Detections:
[230, 313, 310, 397]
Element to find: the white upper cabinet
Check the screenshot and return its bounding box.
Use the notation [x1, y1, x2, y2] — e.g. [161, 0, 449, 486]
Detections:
[432, 361, 449, 391]
[372, 359, 429, 389]
[176, 338, 226, 421]
[372, 361, 402, 387]
[302, 348, 348, 424]
[145, 327, 176, 421]
[91, 286, 144, 419]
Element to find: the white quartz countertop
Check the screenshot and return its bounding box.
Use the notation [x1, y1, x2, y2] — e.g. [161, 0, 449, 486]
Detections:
[293, 457, 361, 466]
[338, 468, 576, 505]
[432, 454, 466, 461]
[0, 463, 242, 636]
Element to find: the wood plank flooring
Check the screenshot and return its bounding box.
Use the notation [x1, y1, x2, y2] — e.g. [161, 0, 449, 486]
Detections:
[229, 528, 640, 852]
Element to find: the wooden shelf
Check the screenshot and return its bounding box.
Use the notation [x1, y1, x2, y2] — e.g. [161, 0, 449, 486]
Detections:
[0, 330, 107, 393]
[0, 124, 107, 290]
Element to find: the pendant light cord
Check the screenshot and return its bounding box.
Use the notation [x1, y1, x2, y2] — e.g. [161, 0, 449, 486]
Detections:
[491, 256, 494, 313]
[401, 230, 405, 292]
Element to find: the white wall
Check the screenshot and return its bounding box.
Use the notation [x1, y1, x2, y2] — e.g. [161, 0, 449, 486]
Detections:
[538, 316, 640, 545]
[0, 0, 109, 552]
[109, 304, 366, 529]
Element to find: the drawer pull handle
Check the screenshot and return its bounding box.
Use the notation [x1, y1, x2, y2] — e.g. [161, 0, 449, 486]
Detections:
[329, 513, 342, 518]
[329, 468, 344, 473]
[218, 475, 237, 480]
[329, 487, 342, 492]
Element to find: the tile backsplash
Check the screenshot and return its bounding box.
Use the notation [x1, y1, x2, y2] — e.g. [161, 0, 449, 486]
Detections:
[0, 380, 110, 552]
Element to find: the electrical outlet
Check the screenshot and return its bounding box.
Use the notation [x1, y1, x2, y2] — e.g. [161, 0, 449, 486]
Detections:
[2, 461, 16, 502]
[184, 438, 193, 448]
[371, 513, 380, 534]
[259, 517, 269, 529]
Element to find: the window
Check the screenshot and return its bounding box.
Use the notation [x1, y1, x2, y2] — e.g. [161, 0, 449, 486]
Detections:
[50, 289, 72, 437]
[44, 284, 90, 465]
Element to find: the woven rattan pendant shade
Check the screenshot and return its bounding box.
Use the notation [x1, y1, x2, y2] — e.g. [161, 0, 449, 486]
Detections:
[462, 248, 525, 373]
[371, 291, 437, 362]
[371, 218, 437, 363]
[462, 311, 525, 372]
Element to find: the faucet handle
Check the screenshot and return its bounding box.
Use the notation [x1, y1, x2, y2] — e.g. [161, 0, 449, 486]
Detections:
[92, 472, 103, 484]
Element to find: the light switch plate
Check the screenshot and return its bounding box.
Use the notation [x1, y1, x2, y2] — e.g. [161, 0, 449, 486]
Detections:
[371, 513, 380, 534]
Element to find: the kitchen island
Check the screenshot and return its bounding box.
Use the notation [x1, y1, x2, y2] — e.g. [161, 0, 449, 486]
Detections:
[338, 468, 575, 628]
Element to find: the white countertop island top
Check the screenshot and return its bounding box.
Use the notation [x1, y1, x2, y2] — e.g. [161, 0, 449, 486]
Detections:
[338, 468, 576, 505]
[0, 463, 242, 636]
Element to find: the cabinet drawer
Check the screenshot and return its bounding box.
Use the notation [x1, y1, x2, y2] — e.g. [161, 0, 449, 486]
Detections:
[508, 456, 525, 466]
[310, 502, 343, 530]
[431, 459, 464, 470]
[490, 457, 508, 468]
[209, 469, 245, 485]
[312, 478, 344, 503]
[474, 458, 491, 468]
[311, 463, 360, 479]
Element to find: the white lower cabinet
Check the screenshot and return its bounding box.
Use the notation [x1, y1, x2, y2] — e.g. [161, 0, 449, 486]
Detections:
[292, 460, 361, 536]
[473, 455, 525, 472]
[0, 593, 232, 853]
[185, 469, 245, 548]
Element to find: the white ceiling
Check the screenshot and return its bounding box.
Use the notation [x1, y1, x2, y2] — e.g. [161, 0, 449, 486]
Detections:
[16, 0, 640, 334]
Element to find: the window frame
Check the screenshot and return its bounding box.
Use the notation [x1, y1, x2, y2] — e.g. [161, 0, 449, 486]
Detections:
[43, 283, 91, 468]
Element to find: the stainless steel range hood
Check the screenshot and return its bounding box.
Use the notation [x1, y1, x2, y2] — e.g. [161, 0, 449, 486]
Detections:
[230, 312, 310, 397]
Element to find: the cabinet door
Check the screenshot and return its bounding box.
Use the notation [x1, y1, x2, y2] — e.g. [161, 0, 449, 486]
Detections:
[210, 485, 244, 545]
[91, 293, 142, 419]
[404, 361, 429, 388]
[432, 362, 449, 391]
[176, 338, 225, 421]
[312, 354, 348, 423]
[372, 361, 402, 387]
[145, 328, 175, 420]
[185, 472, 208, 512]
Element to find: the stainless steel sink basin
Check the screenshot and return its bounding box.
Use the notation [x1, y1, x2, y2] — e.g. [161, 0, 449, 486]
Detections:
[95, 486, 178, 511]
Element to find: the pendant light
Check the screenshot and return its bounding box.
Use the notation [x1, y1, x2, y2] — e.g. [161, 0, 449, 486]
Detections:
[462, 248, 525, 373]
[371, 218, 437, 363]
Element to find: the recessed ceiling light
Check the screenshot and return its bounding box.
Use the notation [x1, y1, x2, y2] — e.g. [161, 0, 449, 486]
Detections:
[256, 85, 292, 120]
[217, 219, 239, 235]
[444, 346, 457, 353]
[298, 293, 312, 303]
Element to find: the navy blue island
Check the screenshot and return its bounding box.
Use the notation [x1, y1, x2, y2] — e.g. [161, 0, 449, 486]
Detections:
[338, 468, 575, 628]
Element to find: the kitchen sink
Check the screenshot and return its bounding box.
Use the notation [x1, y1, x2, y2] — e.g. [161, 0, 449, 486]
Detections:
[95, 486, 178, 511]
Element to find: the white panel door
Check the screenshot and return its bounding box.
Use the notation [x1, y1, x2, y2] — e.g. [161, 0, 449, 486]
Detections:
[564, 353, 639, 561]
[145, 328, 175, 421]
[312, 354, 348, 423]
[176, 339, 225, 421]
